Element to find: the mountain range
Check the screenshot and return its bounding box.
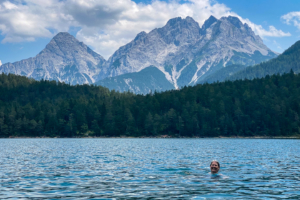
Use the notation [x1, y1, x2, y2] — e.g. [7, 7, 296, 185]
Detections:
[0, 15, 278, 93]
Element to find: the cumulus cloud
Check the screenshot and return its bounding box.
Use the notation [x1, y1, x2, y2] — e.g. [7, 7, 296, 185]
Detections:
[281, 11, 300, 30]
[238, 18, 291, 38]
[0, 0, 70, 42]
[0, 60, 2, 66]
[0, 0, 291, 59]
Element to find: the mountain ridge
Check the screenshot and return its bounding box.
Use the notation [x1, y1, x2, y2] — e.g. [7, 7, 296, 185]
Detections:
[99, 15, 277, 93]
[0, 32, 105, 85]
[0, 15, 278, 93]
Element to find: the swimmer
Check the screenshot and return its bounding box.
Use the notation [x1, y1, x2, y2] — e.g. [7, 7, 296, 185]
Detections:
[209, 160, 228, 179]
[210, 160, 220, 175]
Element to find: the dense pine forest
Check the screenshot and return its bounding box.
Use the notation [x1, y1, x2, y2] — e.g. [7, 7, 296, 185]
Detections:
[1, 71, 300, 138]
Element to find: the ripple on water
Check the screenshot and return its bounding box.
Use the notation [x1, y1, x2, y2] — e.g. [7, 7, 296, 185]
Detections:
[0, 138, 299, 199]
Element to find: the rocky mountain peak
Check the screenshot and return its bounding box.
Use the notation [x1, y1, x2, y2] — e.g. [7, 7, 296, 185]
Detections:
[39, 32, 105, 64]
[165, 16, 200, 30]
[202, 15, 218, 30]
[224, 16, 243, 28]
[0, 32, 106, 85]
[52, 32, 74, 40]
[165, 17, 182, 26]
[42, 32, 85, 55]
[184, 16, 199, 26]
[217, 16, 266, 48]
[134, 31, 147, 41]
[0, 16, 278, 94]
[157, 16, 201, 45]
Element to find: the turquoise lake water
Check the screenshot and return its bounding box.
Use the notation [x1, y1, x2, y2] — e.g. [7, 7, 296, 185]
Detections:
[0, 138, 299, 199]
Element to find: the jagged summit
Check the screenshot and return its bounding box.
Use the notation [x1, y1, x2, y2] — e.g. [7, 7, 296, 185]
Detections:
[157, 16, 201, 45]
[165, 17, 183, 26]
[165, 16, 199, 27]
[222, 16, 243, 28]
[97, 15, 278, 92]
[0, 16, 278, 94]
[134, 31, 147, 41]
[202, 15, 218, 30]
[164, 16, 200, 29]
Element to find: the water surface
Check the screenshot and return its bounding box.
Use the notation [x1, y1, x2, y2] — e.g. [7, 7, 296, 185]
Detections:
[0, 138, 299, 199]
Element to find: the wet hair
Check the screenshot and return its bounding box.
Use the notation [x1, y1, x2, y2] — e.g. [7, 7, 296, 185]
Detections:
[210, 160, 220, 168]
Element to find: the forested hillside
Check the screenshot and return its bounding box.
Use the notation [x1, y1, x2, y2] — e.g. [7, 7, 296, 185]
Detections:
[229, 40, 300, 81]
[1, 72, 300, 138]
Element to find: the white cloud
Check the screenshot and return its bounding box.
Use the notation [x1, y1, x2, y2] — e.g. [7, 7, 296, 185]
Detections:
[0, 0, 71, 42]
[0, 0, 291, 59]
[238, 18, 291, 38]
[0, 60, 2, 66]
[281, 11, 300, 30]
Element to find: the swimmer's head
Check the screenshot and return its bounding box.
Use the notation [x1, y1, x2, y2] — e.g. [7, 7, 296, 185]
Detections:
[210, 160, 220, 174]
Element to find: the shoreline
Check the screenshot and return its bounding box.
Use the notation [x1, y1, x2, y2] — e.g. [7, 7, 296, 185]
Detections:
[2, 136, 300, 139]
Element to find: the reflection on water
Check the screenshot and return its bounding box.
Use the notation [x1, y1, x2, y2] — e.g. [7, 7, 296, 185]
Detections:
[0, 138, 299, 199]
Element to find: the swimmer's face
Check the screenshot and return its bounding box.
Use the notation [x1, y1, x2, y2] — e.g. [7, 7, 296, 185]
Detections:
[210, 161, 220, 174]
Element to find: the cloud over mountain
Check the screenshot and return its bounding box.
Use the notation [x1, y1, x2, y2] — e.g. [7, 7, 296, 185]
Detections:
[0, 0, 291, 59]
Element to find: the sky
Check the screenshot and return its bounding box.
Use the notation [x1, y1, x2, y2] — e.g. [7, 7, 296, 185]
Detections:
[0, 0, 300, 65]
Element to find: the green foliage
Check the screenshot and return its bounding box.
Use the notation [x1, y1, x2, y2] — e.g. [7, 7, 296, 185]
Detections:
[1, 71, 300, 138]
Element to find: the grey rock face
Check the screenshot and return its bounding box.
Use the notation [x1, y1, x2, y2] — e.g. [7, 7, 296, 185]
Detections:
[0, 16, 278, 93]
[95, 66, 175, 94]
[99, 16, 203, 86]
[97, 15, 278, 90]
[0, 32, 105, 85]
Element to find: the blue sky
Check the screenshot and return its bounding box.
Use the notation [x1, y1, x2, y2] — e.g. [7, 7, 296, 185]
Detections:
[216, 0, 300, 52]
[0, 0, 300, 65]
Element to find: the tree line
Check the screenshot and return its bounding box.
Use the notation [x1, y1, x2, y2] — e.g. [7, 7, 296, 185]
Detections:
[1, 71, 300, 138]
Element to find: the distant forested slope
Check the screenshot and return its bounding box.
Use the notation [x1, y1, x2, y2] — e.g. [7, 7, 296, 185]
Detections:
[229, 40, 300, 81]
[1, 72, 300, 138]
[197, 64, 248, 84]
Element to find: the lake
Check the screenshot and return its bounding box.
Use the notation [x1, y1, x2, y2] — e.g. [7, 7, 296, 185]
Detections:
[0, 138, 299, 199]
